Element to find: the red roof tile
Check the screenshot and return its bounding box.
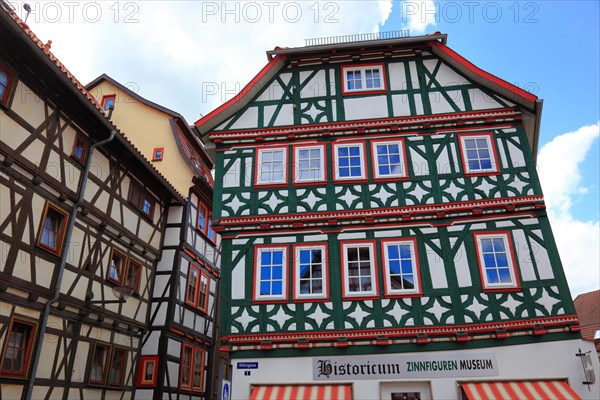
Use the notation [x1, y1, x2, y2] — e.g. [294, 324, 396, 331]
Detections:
[574, 290, 600, 342]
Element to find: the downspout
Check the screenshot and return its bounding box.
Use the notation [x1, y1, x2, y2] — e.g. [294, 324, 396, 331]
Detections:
[24, 129, 117, 400]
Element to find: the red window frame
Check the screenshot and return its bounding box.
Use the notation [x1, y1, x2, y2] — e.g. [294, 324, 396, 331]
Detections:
[292, 143, 326, 185]
[101, 94, 116, 111]
[37, 202, 69, 255]
[186, 264, 210, 313]
[107, 348, 127, 387]
[252, 244, 289, 303]
[88, 343, 111, 385]
[128, 182, 156, 219]
[380, 238, 423, 297]
[196, 200, 216, 244]
[473, 231, 521, 292]
[107, 248, 127, 285]
[332, 140, 368, 183]
[371, 138, 409, 181]
[125, 259, 142, 293]
[152, 147, 164, 161]
[71, 133, 89, 163]
[137, 356, 159, 387]
[341, 63, 387, 96]
[179, 343, 205, 393]
[458, 132, 500, 176]
[0, 318, 37, 378]
[254, 146, 288, 187]
[292, 243, 329, 301]
[0, 62, 15, 106]
[340, 240, 380, 300]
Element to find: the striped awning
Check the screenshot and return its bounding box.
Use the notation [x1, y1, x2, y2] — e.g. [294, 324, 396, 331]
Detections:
[250, 384, 352, 400]
[462, 380, 581, 400]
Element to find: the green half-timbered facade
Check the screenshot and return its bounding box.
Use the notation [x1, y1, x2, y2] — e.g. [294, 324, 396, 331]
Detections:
[197, 33, 597, 400]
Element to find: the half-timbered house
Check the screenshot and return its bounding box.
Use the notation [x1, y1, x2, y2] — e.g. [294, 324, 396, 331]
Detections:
[86, 75, 221, 400]
[195, 32, 600, 399]
[0, 3, 182, 399]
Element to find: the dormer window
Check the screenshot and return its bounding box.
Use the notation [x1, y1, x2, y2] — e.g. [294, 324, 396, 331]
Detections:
[101, 95, 116, 111]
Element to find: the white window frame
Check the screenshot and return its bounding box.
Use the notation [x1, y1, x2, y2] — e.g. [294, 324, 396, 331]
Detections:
[382, 239, 421, 296]
[372, 140, 407, 179]
[341, 242, 378, 298]
[474, 232, 519, 290]
[293, 244, 328, 300]
[256, 147, 287, 185]
[342, 64, 385, 93]
[333, 142, 366, 181]
[294, 145, 325, 183]
[459, 134, 499, 174]
[254, 246, 288, 301]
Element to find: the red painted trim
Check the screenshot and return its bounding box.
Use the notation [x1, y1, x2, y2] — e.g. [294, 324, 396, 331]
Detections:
[194, 55, 286, 127]
[186, 264, 201, 309]
[332, 140, 368, 182]
[208, 108, 519, 140]
[252, 244, 289, 302]
[100, 94, 116, 110]
[36, 202, 69, 256]
[428, 40, 538, 103]
[137, 356, 159, 387]
[292, 242, 329, 301]
[458, 132, 501, 176]
[254, 146, 288, 186]
[0, 62, 16, 106]
[0, 318, 37, 378]
[152, 147, 164, 161]
[292, 144, 327, 185]
[340, 240, 379, 299]
[380, 238, 423, 297]
[340, 63, 387, 96]
[179, 344, 193, 390]
[370, 138, 409, 180]
[473, 231, 521, 292]
[198, 271, 211, 313]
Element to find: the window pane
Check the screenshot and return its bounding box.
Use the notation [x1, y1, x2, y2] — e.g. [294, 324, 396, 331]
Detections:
[346, 246, 372, 293]
[192, 350, 203, 389]
[90, 345, 108, 383]
[144, 361, 154, 381]
[181, 347, 192, 386]
[259, 249, 284, 297]
[108, 350, 125, 385]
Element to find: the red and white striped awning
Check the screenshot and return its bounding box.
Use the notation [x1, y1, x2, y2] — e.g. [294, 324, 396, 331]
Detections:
[250, 384, 352, 400]
[462, 380, 581, 400]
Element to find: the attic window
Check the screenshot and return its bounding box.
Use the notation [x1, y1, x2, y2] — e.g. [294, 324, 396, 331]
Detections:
[101, 95, 116, 111]
[341, 64, 386, 95]
[152, 148, 164, 161]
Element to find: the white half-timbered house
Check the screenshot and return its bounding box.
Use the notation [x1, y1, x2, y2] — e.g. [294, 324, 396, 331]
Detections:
[195, 32, 600, 400]
[0, 4, 182, 400]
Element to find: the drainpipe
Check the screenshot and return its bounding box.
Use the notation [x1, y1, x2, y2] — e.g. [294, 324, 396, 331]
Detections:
[24, 128, 117, 400]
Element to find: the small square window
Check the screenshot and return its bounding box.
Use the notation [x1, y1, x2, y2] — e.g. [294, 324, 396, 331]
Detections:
[254, 245, 288, 301]
[37, 202, 68, 255]
[372, 140, 407, 179]
[294, 145, 325, 183]
[107, 249, 126, 285]
[382, 239, 422, 296]
[0, 64, 15, 106]
[293, 244, 328, 300]
[137, 356, 159, 387]
[474, 232, 520, 291]
[341, 241, 378, 298]
[341, 64, 386, 94]
[101, 95, 116, 111]
[256, 148, 287, 185]
[0, 319, 37, 378]
[459, 133, 499, 175]
[72, 134, 88, 163]
[152, 148, 164, 161]
[333, 143, 366, 181]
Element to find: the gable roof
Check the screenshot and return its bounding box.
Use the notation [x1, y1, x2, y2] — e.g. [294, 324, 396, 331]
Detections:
[194, 32, 542, 158]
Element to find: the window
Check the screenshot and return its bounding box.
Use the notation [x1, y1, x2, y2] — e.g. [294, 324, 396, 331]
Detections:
[459, 133, 499, 175]
[71, 134, 88, 163]
[101, 95, 116, 111]
[137, 356, 159, 387]
[372, 140, 407, 179]
[0, 319, 36, 378]
[128, 182, 155, 219]
[341, 241, 378, 298]
[341, 64, 386, 94]
[293, 244, 328, 300]
[333, 142, 366, 180]
[382, 239, 421, 296]
[125, 259, 142, 293]
[88, 343, 127, 387]
[37, 202, 68, 255]
[196, 200, 216, 244]
[474, 232, 520, 291]
[207, 216, 216, 242]
[256, 147, 287, 185]
[180, 344, 205, 392]
[294, 145, 325, 183]
[0, 64, 15, 106]
[253, 245, 288, 301]
[152, 147, 164, 161]
[197, 203, 207, 232]
[186, 265, 210, 313]
[107, 249, 126, 285]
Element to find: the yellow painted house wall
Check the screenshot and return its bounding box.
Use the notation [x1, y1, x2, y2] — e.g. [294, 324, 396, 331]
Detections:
[90, 80, 194, 195]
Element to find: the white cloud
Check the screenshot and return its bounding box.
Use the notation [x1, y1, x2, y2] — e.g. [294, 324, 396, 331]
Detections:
[399, 0, 437, 34]
[537, 122, 600, 297]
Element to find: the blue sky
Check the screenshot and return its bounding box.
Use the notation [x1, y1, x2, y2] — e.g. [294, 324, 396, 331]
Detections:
[12, 0, 598, 296]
